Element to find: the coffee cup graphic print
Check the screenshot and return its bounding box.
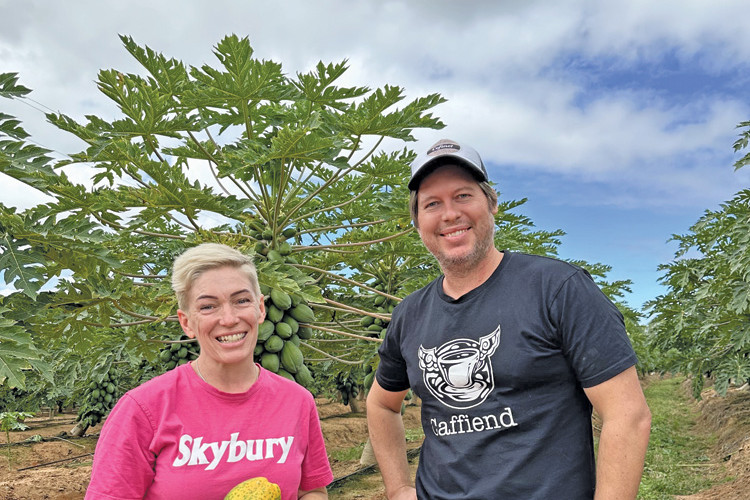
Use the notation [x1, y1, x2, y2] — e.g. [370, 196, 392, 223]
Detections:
[418, 325, 501, 409]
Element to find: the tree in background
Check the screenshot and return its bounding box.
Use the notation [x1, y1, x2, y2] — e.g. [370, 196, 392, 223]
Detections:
[0, 36, 643, 429]
[646, 121, 750, 397]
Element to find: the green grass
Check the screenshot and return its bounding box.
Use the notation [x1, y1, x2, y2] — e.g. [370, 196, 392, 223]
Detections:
[330, 443, 366, 462]
[638, 376, 726, 499]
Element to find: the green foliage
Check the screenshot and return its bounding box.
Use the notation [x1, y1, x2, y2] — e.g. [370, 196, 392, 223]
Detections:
[0, 34, 641, 409]
[647, 122, 750, 397]
[1, 410, 34, 469]
[0, 34, 445, 400]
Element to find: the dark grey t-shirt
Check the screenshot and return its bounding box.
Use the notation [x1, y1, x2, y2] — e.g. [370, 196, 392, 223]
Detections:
[376, 251, 637, 499]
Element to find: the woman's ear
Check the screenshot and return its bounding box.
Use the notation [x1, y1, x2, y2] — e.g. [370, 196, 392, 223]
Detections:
[177, 309, 195, 338]
[257, 295, 266, 323]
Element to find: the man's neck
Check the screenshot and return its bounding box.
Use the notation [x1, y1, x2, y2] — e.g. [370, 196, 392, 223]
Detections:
[441, 249, 504, 300]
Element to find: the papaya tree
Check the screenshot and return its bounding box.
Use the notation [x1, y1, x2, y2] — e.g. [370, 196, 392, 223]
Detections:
[0, 35, 445, 429]
[646, 120, 750, 397]
[1, 35, 646, 438]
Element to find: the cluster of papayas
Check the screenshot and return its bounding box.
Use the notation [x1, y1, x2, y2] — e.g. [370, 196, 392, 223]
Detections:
[159, 334, 199, 371]
[255, 284, 315, 388]
[250, 225, 298, 264]
[334, 371, 359, 406]
[76, 371, 119, 428]
[360, 278, 398, 339]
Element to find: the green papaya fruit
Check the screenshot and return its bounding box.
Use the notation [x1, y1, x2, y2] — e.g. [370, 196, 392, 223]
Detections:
[267, 250, 283, 262]
[264, 335, 284, 353]
[275, 321, 293, 339]
[270, 289, 292, 310]
[261, 352, 280, 373]
[267, 304, 284, 323]
[294, 364, 314, 387]
[289, 303, 315, 323]
[282, 315, 299, 334]
[258, 320, 275, 342]
[280, 341, 304, 374]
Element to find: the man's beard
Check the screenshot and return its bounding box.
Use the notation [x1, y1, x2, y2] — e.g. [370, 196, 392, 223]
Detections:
[429, 214, 496, 274]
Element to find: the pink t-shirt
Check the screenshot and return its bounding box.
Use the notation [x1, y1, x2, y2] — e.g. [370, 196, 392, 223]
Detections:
[86, 363, 333, 500]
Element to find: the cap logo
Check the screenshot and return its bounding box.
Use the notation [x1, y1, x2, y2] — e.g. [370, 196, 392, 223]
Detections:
[427, 142, 460, 156]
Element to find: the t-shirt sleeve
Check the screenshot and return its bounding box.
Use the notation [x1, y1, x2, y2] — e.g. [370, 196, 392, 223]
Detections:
[85, 393, 156, 499]
[551, 269, 638, 388]
[375, 305, 412, 392]
[299, 394, 334, 492]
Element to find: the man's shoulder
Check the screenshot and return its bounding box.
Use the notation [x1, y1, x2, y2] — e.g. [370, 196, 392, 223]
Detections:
[397, 275, 442, 308]
[505, 251, 582, 276]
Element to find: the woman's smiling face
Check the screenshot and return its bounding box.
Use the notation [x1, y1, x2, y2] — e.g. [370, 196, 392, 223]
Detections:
[177, 265, 266, 368]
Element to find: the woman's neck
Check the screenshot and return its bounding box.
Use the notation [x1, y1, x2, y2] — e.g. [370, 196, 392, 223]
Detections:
[193, 358, 258, 393]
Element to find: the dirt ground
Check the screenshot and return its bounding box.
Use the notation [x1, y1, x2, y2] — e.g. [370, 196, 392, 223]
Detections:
[0, 385, 748, 500]
[673, 385, 750, 500]
[0, 399, 421, 500]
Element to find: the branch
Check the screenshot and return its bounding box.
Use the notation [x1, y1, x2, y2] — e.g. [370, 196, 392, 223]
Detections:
[298, 219, 388, 235]
[306, 324, 383, 343]
[294, 226, 414, 250]
[289, 177, 374, 225]
[114, 271, 166, 280]
[90, 211, 186, 240]
[300, 341, 366, 364]
[112, 302, 165, 321]
[292, 264, 402, 303]
[320, 298, 390, 321]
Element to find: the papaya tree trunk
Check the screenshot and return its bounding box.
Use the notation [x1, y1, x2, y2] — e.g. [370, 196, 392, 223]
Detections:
[69, 422, 89, 437]
[359, 437, 377, 466]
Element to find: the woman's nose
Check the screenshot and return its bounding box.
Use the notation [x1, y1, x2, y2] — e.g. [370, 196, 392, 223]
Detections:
[219, 306, 239, 325]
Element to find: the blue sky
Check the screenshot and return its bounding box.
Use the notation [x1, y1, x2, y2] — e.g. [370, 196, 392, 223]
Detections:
[1, 0, 749, 311]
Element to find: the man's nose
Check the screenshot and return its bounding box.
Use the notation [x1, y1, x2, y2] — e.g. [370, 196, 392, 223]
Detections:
[441, 201, 461, 221]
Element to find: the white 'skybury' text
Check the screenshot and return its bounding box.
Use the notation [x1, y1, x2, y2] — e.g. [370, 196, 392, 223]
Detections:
[173, 432, 294, 470]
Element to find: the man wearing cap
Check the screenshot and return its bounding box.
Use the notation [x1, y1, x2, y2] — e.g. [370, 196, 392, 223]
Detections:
[366, 139, 651, 499]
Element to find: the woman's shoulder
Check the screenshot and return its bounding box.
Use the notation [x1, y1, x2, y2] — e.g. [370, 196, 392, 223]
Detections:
[258, 368, 315, 404]
[125, 363, 190, 403]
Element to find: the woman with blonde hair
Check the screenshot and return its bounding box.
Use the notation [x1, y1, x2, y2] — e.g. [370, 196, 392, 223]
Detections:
[86, 243, 332, 499]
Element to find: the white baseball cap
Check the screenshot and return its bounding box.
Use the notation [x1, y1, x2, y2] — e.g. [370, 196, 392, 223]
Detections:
[408, 139, 489, 190]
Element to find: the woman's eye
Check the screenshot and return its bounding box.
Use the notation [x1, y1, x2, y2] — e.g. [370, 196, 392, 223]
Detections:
[198, 304, 214, 311]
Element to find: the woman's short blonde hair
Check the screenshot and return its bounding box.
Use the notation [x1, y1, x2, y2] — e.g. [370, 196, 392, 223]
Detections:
[171, 243, 260, 310]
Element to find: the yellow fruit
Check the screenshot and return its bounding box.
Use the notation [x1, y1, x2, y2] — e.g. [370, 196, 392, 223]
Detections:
[223, 476, 281, 500]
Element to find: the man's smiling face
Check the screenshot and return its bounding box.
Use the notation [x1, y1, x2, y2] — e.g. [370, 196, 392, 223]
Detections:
[415, 164, 497, 274]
